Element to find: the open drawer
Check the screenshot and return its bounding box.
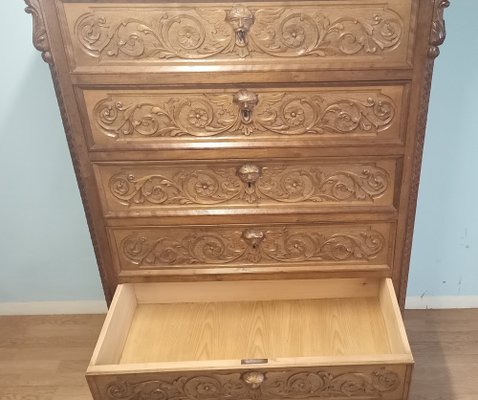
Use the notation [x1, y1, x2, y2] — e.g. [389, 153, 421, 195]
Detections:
[87, 278, 413, 400]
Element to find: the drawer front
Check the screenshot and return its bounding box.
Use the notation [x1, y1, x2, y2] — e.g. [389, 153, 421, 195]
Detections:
[88, 364, 409, 400]
[82, 85, 406, 150]
[94, 158, 398, 217]
[108, 222, 394, 274]
[60, 1, 414, 72]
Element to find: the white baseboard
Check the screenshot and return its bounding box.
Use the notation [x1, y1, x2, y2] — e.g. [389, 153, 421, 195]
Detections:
[406, 296, 478, 309]
[0, 300, 107, 315]
[0, 296, 477, 315]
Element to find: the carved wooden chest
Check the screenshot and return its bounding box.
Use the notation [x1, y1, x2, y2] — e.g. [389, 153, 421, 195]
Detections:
[26, 0, 449, 399]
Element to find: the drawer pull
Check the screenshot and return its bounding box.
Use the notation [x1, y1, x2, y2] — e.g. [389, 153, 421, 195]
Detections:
[226, 5, 255, 48]
[241, 358, 269, 365]
[242, 229, 265, 249]
[237, 163, 261, 185]
[242, 371, 265, 389]
[237, 164, 262, 202]
[233, 90, 259, 125]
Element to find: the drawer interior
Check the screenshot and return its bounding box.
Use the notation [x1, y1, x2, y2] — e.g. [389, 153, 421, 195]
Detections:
[88, 278, 412, 373]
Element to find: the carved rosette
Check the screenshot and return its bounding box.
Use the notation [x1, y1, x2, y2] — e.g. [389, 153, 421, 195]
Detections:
[93, 91, 396, 139]
[25, 0, 52, 64]
[120, 226, 385, 267]
[74, 6, 403, 61]
[108, 164, 390, 207]
[429, 0, 450, 58]
[104, 368, 401, 400]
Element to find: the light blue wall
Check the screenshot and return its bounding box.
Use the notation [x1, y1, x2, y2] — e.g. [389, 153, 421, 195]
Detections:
[0, 1, 476, 302]
[408, 1, 478, 297]
[0, 2, 102, 301]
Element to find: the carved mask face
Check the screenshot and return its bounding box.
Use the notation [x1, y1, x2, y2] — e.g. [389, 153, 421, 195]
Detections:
[237, 164, 261, 184]
[226, 6, 255, 47]
[233, 90, 259, 124]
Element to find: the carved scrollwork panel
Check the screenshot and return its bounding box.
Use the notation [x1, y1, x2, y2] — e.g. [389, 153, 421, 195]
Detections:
[111, 223, 391, 270]
[84, 86, 402, 145]
[96, 160, 395, 216]
[62, 2, 412, 67]
[97, 366, 404, 400]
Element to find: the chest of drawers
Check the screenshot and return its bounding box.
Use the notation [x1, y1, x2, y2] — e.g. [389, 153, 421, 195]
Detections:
[26, 1, 449, 399]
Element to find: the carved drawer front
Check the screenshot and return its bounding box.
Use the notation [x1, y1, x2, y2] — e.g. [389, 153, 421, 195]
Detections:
[87, 279, 413, 400]
[82, 85, 406, 150]
[59, 0, 414, 72]
[94, 158, 398, 218]
[108, 222, 394, 277]
[90, 365, 409, 400]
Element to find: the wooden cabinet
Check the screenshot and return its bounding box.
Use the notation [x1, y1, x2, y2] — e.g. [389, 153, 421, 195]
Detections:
[25, 1, 449, 399]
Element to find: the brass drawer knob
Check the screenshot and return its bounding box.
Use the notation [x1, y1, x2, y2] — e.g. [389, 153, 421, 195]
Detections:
[242, 371, 265, 389]
[233, 90, 259, 125]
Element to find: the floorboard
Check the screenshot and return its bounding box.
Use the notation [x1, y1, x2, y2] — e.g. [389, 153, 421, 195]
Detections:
[0, 310, 476, 399]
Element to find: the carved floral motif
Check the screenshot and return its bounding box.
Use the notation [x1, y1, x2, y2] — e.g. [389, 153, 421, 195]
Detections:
[105, 368, 401, 400]
[120, 226, 385, 266]
[108, 164, 390, 207]
[94, 92, 396, 139]
[74, 6, 403, 61]
[25, 0, 52, 64]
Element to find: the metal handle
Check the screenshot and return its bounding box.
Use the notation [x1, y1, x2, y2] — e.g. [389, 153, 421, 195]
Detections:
[233, 90, 259, 125]
[242, 371, 265, 389]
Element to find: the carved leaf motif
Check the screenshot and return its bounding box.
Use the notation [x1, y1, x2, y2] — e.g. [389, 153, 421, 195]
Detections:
[108, 164, 390, 208]
[120, 227, 385, 267]
[105, 368, 401, 400]
[25, 0, 52, 64]
[94, 93, 395, 139]
[74, 6, 403, 61]
[250, 10, 402, 58]
[429, 0, 450, 58]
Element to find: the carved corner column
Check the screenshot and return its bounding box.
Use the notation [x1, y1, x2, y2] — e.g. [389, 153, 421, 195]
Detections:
[399, 0, 450, 308]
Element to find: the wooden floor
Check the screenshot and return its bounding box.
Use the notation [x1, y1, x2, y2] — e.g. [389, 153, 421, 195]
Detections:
[0, 309, 476, 400]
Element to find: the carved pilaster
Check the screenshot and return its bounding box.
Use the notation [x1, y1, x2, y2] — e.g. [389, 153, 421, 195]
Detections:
[25, 0, 52, 64]
[429, 0, 450, 58]
[400, 0, 450, 307]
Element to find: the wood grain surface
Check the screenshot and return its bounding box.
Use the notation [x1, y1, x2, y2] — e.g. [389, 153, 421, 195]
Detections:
[120, 298, 391, 363]
[0, 309, 476, 399]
